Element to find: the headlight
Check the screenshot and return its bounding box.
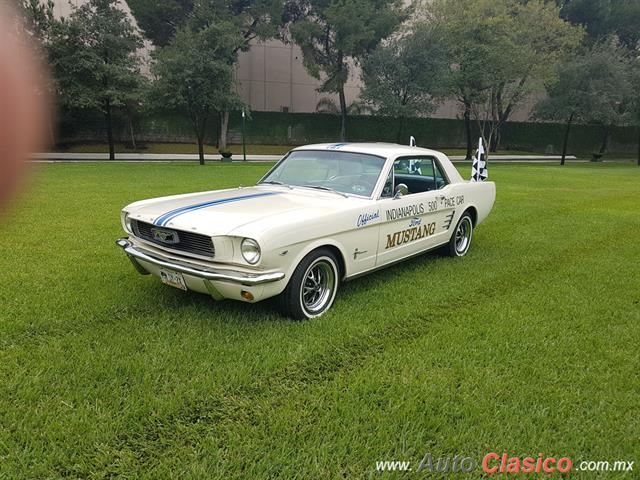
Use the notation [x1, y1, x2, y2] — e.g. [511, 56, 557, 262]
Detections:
[121, 212, 133, 234]
[241, 238, 261, 264]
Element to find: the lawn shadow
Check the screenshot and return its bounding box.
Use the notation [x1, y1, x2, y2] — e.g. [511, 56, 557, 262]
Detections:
[117, 248, 450, 326]
[131, 279, 285, 324]
[338, 248, 448, 300]
[111, 246, 444, 325]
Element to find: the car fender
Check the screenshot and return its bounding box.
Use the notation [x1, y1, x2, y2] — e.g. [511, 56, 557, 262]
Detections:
[280, 237, 350, 286]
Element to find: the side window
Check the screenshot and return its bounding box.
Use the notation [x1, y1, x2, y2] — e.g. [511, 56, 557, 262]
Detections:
[433, 160, 449, 189]
[392, 156, 439, 195]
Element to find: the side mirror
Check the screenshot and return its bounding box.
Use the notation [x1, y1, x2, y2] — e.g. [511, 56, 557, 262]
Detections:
[394, 183, 408, 199]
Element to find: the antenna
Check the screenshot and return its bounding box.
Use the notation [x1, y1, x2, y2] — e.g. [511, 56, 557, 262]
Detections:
[409, 136, 416, 147]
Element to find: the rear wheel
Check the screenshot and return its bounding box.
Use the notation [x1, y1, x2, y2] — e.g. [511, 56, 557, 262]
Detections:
[446, 212, 473, 257]
[278, 248, 339, 320]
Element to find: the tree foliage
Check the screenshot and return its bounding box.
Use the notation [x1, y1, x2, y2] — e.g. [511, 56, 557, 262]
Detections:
[535, 38, 632, 160]
[536, 39, 631, 126]
[629, 56, 640, 165]
[360, 25, 449, 142]
[560, 0, 640, 49]
[126, 0, 195, 47]
[130, 0, 286, 149]
[149, 23, 243, 164]
[18, 0, 56, 41]
[49, 0, 144, 159]
[194, 0, 286, 47]
[290, 0, 409, 141]
[16, 0, 58, 143]
[433, 0, 583, 152]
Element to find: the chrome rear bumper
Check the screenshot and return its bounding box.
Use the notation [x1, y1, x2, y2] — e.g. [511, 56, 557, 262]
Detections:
[115, 238, 285, 286]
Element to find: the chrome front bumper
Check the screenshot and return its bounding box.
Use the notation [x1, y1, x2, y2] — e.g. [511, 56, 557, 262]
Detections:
[115, 238, 285, 288]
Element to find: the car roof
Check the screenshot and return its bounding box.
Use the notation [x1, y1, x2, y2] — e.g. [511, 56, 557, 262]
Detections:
[292, 142, 446, 159]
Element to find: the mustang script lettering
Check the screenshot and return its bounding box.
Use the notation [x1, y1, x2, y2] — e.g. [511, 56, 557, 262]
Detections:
[385, 222, 436, 249]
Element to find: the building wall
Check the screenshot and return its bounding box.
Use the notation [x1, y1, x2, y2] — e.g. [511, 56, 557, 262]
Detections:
[235, 39, 362, 114]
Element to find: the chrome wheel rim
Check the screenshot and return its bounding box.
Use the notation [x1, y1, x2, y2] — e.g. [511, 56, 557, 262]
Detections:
[301, 258, 336, 315]
[455, 217, 472, 255]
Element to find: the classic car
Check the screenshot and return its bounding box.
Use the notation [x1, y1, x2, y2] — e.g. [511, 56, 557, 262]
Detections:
[117, 143, 496, 319]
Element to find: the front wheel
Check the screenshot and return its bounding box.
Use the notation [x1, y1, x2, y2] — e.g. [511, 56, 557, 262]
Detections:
[446, 212, 474, 257]
[278, 248, 339, 320]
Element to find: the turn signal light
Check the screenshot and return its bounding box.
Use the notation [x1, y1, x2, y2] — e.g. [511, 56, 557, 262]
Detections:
[241, 290, 254, 301]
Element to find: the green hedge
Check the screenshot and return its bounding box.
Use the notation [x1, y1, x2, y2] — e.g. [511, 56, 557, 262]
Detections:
[58, 110, 639, 155]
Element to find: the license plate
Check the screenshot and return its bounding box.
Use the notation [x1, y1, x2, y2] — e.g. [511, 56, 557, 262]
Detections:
[159, 269, 187, 291]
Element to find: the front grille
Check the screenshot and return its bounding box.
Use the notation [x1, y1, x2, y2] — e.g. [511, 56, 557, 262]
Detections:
[132, 220, 215, 258]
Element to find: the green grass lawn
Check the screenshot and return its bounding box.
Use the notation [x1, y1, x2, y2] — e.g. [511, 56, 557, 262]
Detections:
[1, 162, 638, 478]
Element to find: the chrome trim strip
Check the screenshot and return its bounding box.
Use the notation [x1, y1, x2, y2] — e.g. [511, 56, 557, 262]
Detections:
[344, 241, 449, 282]
[116, 238, 285, 286]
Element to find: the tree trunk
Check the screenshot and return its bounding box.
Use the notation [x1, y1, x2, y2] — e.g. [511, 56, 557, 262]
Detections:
[463, 101, 472, 160]
[197, 116, 208, 165]
[48, 118, 55, 149]
[218, 111, 229, 150]
[338, 87, 347, 142]
[599, 126, 610, 154]
[105, 98, 115, 160]
[197, 134, 204, 165]
[214, 114, 221, 149]
[129, 115, 137, 150]
[489, 127, 500, 152]
[637, 126, 639, 166]
[561, 112, 574, 166]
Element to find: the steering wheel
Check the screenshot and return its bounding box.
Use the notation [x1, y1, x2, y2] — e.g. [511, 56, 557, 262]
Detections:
[350, 180, 375, 195]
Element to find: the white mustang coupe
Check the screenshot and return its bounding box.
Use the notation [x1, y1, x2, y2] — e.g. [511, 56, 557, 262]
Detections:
[117, 143, 495, 319]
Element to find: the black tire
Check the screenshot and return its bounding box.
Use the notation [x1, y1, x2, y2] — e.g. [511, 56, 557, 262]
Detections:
[446, 212, 474, 257]
[278, 248, 340, 320]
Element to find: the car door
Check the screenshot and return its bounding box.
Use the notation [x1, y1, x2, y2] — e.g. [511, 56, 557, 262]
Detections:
[375, 155, 456, 266]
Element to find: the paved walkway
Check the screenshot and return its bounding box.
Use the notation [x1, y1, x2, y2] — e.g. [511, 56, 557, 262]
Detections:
[31, 152, 578, 163]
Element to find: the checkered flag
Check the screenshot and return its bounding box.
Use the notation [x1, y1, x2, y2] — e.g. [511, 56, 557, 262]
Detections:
[471, 137, 488, 182]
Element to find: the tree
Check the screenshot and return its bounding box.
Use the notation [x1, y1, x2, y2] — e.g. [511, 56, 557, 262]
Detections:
[361, 25, 449, 142]
[433, 0, 582, 155]
[560, 0, 640, 49]
[290, 0, 408, 141]
[126, 0, 195, 47]
[626, 55, 640, 166]
[149, 24, 242, 164]
[129, 0, 286, 149]
[535, 39, 632, 163]
[197, 0, 288, 149]
[49, 0, 144, 159]
[18, 0, 55, 40]
[17, 0, 58, 145]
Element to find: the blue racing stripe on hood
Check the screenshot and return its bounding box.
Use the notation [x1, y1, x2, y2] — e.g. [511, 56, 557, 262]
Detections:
[154, 192, 280, 227]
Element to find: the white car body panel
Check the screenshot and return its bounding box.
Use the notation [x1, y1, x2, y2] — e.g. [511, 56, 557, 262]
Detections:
[118, 143, 496, 304]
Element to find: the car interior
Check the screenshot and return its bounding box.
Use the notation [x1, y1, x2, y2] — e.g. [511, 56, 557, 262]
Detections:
[394, 174, 446, 193]
[381, 157, 449, 197]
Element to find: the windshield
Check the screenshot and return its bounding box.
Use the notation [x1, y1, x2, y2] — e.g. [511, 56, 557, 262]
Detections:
[260, 150, 386, 197]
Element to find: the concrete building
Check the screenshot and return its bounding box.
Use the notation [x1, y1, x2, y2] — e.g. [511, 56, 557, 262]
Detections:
[235, 39, 362, 114]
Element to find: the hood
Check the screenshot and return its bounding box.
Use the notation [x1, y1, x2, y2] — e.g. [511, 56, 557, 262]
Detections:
[124, 186, 355, 237]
